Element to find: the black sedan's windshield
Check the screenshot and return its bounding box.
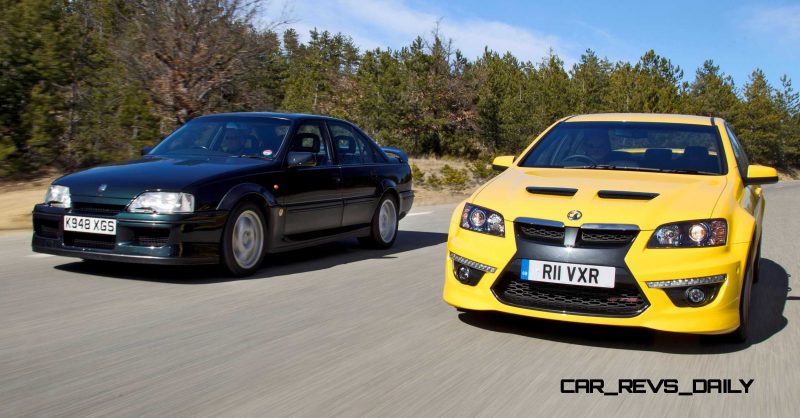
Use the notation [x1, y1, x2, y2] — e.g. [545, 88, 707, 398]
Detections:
[519, 122, 727, 175]
[150, 117, 292, 159]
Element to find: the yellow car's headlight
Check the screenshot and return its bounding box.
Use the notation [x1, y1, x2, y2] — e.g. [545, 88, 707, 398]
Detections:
[460, 203, 505, 237]
[648, 219, 727, 248]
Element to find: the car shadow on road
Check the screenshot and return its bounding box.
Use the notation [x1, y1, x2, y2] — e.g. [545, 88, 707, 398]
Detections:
[458, 258, 789, 354]
[53, 230, 447, 284]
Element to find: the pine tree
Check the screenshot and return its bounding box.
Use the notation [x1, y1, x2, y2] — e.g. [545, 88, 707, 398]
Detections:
[571, 49, 612, 114]
[738, 69, 782, 166]
[775, 75, 800, 167]
[686, 60, 740, 121]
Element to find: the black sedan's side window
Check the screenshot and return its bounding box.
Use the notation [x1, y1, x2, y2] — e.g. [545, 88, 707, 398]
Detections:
[328, 122, 384, 165]
[291, 123, 332, 166]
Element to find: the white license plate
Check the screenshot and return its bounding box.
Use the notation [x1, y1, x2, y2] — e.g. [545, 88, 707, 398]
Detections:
[521, 260, 615, 288]
[64, 215, 117, 235]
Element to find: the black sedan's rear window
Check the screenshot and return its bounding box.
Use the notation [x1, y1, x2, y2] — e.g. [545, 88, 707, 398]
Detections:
[519, 122, 727, 175]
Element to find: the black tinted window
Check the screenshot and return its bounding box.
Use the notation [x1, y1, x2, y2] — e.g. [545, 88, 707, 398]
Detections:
[520, 122, 726, 175]
[329, 122, 383, 165]
[151, 117, 291, 158]
[290, 123, 332, 166]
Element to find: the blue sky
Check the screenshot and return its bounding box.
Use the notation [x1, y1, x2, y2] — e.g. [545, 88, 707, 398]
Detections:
[264, 0, 799, 91]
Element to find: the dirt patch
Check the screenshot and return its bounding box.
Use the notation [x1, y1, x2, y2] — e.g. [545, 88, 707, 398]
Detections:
[409, 157, 489, 206]
[778, 168, 799, 181]
[0, 187, 49, 232]
[0, 174, 58, 232]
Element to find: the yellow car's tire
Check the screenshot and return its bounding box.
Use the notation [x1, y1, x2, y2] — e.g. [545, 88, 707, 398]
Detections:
[752, 240, 762, 283]
[728, 242, 756, 343]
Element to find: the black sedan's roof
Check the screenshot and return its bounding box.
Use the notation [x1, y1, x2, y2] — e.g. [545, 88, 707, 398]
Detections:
[195, 112, 348, 123]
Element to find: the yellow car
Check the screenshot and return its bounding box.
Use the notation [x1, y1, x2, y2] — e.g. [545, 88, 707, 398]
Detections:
[443, 113, 778, 341]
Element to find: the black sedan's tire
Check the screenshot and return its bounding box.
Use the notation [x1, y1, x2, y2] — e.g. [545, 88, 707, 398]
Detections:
[221, 202, 267, 277]
[358, 194, 399, 249]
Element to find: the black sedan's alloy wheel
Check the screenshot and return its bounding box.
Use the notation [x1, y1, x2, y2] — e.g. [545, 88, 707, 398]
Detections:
[222, 202, 267, 276]
[359, 195, 398, 249]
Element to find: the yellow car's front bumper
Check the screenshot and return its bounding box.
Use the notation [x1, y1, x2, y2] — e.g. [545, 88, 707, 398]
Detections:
[443, 219, 749, 335]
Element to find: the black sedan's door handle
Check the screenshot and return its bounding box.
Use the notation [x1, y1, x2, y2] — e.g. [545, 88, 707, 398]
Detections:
[332, 176, 341, 183]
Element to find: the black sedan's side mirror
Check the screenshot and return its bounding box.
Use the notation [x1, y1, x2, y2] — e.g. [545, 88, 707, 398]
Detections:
[287, 151, 317, 168]
[141, 146, 154, 156]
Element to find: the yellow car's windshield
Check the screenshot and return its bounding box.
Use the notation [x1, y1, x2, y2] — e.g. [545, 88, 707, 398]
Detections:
[519, 122, 727, 175]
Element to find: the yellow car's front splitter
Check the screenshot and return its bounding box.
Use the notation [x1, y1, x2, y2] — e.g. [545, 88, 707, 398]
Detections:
[443, 228, 749, 335]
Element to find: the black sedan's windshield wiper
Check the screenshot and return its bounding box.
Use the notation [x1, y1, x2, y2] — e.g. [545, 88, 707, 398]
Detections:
[237, 154, 271, 160]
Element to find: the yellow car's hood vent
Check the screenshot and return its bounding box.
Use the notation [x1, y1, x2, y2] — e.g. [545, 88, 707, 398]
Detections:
[596, 190, 659, 200]
[526, 186, 578, 196]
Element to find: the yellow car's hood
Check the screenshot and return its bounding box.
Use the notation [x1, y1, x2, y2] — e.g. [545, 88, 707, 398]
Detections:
[473, 168, 728, 231]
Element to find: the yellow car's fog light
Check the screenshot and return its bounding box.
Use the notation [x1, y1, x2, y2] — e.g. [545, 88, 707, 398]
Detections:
[450, 252, 497, 286]
[685, 287, 706, 304]
[646, 274, 727, 307]
[645, 274, 726, 288]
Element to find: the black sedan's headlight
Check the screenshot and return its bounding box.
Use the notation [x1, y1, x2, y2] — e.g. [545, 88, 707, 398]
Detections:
[648, 219, 727, 248]
[460, 203, 505, 237]
[127, 192, 195, 214]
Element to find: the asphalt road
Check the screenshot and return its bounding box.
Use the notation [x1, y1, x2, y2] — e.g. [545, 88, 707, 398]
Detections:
[1, 182, 799, 417]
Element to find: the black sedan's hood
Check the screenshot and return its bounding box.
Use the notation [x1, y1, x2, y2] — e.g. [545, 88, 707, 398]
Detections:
[56, 155, 276, 199]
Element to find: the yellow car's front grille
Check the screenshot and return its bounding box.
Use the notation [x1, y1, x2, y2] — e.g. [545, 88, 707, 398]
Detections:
[492, 271, 649, 317]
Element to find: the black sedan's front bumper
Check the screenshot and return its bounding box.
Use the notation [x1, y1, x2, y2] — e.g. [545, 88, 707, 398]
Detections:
[32, 204, 228, 265]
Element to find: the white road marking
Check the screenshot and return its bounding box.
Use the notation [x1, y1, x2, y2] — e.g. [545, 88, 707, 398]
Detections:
[26, 253, 54, 258]
[406, 211, 433, 217]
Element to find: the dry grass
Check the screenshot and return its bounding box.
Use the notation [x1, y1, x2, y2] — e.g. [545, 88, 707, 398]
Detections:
[409, 157, 483, 205]
[0, 176, 56, 232]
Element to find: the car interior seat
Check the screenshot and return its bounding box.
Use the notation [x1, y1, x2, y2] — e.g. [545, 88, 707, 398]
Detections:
[644, 148, 674, 170]
[291, 132, 325, 165]
[678, 146, 719, 173]
[335, 135, 358, 164]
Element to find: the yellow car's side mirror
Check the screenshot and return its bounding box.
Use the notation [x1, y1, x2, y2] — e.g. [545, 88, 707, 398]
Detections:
[744, 165, 778, 185]
[492, 155, 515, 171]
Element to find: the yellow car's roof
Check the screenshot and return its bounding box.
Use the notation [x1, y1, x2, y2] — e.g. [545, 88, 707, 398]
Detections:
[564, 113, 717, 126]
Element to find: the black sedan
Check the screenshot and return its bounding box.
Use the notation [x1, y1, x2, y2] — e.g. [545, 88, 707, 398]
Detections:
[32, 113, 414, 276]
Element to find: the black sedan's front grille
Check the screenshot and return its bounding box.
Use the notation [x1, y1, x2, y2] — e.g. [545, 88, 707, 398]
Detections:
[63, 232, 116, 250]
[35, 220, 60, 238]
[492, 272, 649, 317]
[71, 202, 126, 216]
[129, 227, 171, 247]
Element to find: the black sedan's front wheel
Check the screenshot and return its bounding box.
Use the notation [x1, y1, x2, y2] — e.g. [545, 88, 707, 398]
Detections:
[359, 194, 398, 249]
[222, 202, 266, 276]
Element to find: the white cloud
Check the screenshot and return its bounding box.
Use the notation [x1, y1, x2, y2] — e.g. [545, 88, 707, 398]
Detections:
[745, 4, 800, 43]
[263, 0, 571, 63]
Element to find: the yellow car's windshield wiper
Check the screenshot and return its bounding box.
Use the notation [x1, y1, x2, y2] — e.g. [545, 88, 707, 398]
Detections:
[566, 165, 716, 175]
[566, 164, 659, 172]
[659, 168, 717, 175]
